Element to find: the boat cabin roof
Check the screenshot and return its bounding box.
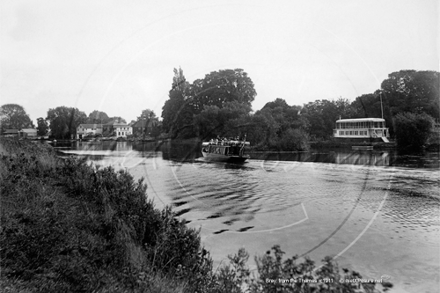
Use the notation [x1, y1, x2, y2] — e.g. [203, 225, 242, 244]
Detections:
[202, 141, 250, 146]
[336, 118, 385, 123]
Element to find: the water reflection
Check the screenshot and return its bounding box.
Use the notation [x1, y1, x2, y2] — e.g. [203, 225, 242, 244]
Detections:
[54, 140, 439, 169]
[251, 151, 391, 166]
[335, 152, 389, 166]
[160, 140, 201, 162]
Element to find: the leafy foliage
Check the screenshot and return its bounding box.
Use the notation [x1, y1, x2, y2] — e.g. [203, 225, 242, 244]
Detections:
[213, 245, 387, 293]
[194, 101, 252, 139]
[36, 117, 49, 136]
[240, 113, 279, 150]
[107, 116, 127, 124]
[350, 92, 383, 119]
[0, 138, 212, 292]
[138, 109, 156, 120]
[132, 109, 161, 138]
[394, 112, 434, 152]
[246, 98, 310, 150]
[381, 70, 439, 119]
[210, 245, 386, 293]
[46, 106, 87, 139]
[0, 104, 34, 133]
[161, 68, 194, 138]
[86, 110, 110, 124]
[276, 128, 310, 151]
[162, 68, 256, 139]
[301, 98, 349, 140]
[190, 69, 256, 113]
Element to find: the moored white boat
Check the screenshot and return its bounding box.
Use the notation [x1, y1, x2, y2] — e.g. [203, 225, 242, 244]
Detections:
[334, 118, 390, 143]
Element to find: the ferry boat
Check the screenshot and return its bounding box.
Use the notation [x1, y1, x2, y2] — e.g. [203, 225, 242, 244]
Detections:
[201, 138, 250, 162]
[333, 118, 390, 142]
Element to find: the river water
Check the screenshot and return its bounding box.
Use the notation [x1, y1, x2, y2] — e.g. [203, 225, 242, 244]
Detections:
[58, 140, 439, 293]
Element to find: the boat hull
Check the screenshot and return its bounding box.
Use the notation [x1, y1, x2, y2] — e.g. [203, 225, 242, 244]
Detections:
[201, 151, 249, 163]
[352, 145, 373, 151]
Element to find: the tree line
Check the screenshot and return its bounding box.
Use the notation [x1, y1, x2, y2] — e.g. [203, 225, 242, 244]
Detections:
[0, 104, 162, 139]
[161, 68, 438, 151]
[1, 69, 438, 150]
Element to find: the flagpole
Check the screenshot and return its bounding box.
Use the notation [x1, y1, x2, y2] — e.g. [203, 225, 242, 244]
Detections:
[380, 92, 384, 119]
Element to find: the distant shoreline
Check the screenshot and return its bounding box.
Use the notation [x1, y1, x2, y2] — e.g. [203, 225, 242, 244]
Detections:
[35, 135, 439, 153]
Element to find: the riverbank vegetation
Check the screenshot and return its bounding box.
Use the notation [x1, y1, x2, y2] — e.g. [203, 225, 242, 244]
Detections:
[394, 112, 435, 152]
[0, 138, 390, 292]
[160, 69, 438, 151]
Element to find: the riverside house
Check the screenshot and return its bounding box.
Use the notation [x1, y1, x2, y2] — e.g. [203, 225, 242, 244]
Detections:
[102, 121, 132, 138]
[1, 129, 19, 137]
[76, 124, 103, 139]
[19, 128, 37, 139]
[2, 128, 37, 139]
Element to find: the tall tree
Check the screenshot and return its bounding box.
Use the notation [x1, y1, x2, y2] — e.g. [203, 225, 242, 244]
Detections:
[161, 67, 194, 138]
[334, 97, 355, 119]
[46, 106, 87, 139]
[246, 108, 280, 149]
[162, 68, 257, 139]
[190, 69, 257, 114]
[134, 109, 159, 138]
[87, 110, 110, 124]
[260, 98, 308, 134]
[380, 70, 439, 119]
[193, 101, 252, 139]
[301, 99, 340, 140]
[0, 104, 34, 132]
[138, 109, 156, 120]
[107, 117, 126, 124]
[350, 92, 384, 119]
[253, 98, 309, 150]
[36, 117, 49, 136]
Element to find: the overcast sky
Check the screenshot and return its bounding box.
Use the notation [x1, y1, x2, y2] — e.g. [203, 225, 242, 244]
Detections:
[1, 0, 438, 123]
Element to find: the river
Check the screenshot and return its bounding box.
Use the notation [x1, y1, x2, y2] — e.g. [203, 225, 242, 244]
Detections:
[57, 140, 439, 293]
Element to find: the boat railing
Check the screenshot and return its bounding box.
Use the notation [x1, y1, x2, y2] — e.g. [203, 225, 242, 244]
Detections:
[203, 140, 250, 147]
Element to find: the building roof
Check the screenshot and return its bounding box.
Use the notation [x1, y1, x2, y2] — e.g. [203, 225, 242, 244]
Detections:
[19, 128, 37, 133]
[3, 129, 19, 134]
[336, 118, 385, 123]
[132, 119, 157, 128]
[104, 121, 129, 126]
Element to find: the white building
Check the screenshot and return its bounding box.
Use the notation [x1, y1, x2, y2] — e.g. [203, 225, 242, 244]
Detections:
[76, 124, 103, 139]
[102, 121, 132, 138]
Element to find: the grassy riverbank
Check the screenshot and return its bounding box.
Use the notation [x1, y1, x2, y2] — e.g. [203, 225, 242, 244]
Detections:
[0, 138, 390, 292]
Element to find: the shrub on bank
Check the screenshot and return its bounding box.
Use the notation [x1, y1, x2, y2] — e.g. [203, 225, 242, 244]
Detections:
[0, 138, 389, 292]
[249, 129, 310, 152]
[0, 138, 212, 292]
[214, 246, 389, 293]
[274, 129, 310, 151]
